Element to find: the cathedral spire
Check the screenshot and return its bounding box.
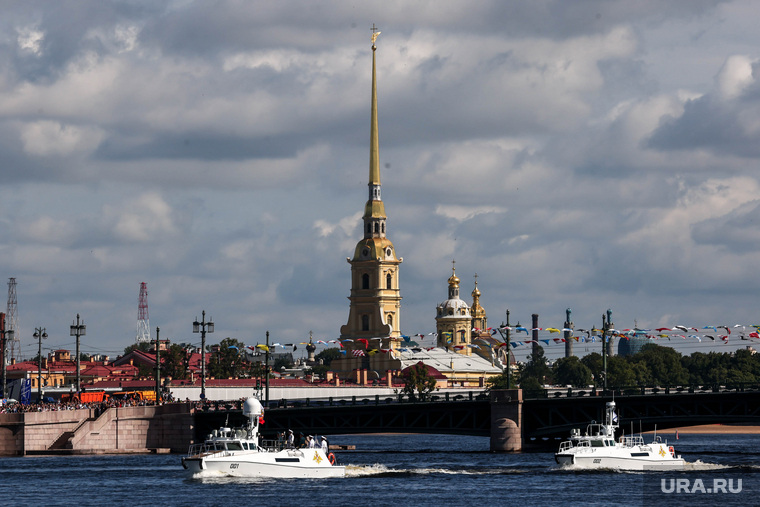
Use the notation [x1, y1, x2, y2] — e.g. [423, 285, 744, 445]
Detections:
[364, 25, 386, 237]
[369, 24, 381, 188]
[341, 25, 402, 346]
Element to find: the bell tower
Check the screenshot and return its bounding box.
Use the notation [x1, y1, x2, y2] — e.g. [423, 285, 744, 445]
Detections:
[340, 27, 402, 351]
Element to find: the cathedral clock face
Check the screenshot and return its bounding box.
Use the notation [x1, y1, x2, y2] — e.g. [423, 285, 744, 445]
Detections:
[385, 247, 392, 258]
[362, 247, 370, 258]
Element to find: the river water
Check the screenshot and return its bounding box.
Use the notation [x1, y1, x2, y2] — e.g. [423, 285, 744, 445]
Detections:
[1, 432, 757, 506]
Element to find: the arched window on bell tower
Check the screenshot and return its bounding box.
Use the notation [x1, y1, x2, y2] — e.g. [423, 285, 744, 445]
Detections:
[362, 273, 370, 289]
[362, 315, 369, 331]
[387, 314, 393, 328]
[386, 273, 392, 289]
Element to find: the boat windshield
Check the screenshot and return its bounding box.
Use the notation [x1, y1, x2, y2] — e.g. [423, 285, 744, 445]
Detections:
[226, 442, 243, 451]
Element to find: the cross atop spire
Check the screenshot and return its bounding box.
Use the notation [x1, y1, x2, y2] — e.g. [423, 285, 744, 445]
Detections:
[371, 24, 381, 48]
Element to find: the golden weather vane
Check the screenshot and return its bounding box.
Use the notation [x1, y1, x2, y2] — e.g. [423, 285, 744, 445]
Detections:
[371, 23, 381, 46]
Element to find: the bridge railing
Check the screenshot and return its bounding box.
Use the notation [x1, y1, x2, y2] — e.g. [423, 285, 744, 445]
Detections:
[264, 390, 490, 409]
[523, 382, 760, 400]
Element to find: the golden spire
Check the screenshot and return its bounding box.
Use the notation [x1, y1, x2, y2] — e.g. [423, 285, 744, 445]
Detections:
[369, 24, 381, 187]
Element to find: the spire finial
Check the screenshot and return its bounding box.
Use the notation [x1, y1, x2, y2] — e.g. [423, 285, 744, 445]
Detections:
[371, 23, 381, 48]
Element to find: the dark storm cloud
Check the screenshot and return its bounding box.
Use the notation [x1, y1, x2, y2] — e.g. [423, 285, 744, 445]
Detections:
[646, 93, 760, 158]
[691, 200, 760, 252]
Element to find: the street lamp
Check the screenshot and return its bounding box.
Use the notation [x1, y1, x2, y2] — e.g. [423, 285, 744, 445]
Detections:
[192, 310, 214, 400]
[0, 313, 14, 399]
[33, 327, 48, 403]
[495, 309, 513, 389]
[155, 326, 161, 405]
[70, 314, 86, 396]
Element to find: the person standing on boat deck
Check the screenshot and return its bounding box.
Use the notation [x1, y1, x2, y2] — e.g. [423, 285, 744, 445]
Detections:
[287, 429, 294, 448]
[308, 435, 317, 449]
[321, 436, 329, 453]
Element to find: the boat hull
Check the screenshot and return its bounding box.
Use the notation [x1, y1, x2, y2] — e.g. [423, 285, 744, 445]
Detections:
[555, 452, 685, 471]
[182, 449, 345, 478]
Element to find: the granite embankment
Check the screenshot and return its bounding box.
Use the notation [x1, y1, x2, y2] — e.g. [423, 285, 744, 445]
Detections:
[0, 403, 193, 456]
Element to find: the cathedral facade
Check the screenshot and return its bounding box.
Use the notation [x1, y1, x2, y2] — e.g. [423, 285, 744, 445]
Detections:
[339, 33, 402, 354]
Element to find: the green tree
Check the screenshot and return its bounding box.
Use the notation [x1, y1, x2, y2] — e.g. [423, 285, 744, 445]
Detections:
[581, 352, 603, 387]
[631, 343, 688, 385]
[315, 348, 344, 366]
[401, 362, 438, 401]
[519, 345, 552, 386]
[123, 342, 151, 355]
[485, 369, 516, 391]
[606, 356, 637, 387]
[162, 344, 188, 380]
[208, 337, 247, 379]
[552, 356, 593, 387]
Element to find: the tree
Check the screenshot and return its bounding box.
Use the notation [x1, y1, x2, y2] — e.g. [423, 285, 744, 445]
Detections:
[162, 344, 188, 380]
[401, 362, 438, 401]
[485, 369, 516, 391]
[519, 345, 552, 386]
[581, 353, 603, 387]
[631, 343, 688, 385]
[315, 348, 344, 366]
[606, 356, 637, 387]
[552, 356, 593, 387]
[208, 337, 247, 379]
[123, 342, 151, 355]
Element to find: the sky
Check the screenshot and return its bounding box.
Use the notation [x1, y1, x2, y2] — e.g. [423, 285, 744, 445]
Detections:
[3, 0, 760, 363]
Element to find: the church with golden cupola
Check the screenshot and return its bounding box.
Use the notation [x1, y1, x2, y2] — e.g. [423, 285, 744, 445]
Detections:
[436, 263, 472, 355]
[339, 28, 402, 353]
[330, 28, 502, 386]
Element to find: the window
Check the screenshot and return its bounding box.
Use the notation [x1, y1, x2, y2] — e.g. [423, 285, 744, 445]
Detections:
[362, 273, 370, 289]
[374, 222, 379, 233]
[362, 315, 370, 331]
[387, 314, 393, 327]
[386, 273, 392, 289]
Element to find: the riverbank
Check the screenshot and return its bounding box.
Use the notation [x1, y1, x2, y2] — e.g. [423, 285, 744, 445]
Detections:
[648, 423, 760, 434]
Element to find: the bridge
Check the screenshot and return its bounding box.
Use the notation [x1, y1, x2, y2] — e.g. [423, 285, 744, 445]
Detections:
[193, 385, 760, 451]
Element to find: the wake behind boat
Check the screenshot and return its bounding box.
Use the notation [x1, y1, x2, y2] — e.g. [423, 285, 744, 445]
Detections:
[554, 401, 685, 471]
[182, 397, 345, 478]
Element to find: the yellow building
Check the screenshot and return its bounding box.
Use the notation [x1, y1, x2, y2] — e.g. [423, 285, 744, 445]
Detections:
[436, 264, 472, 355]
[339, 33, 402, 354]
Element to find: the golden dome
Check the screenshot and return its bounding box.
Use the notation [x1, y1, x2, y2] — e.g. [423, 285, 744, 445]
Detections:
[448, 267, 460, 287]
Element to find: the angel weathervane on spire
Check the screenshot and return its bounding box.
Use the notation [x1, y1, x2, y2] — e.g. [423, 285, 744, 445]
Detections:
[371, 23, 381, 47]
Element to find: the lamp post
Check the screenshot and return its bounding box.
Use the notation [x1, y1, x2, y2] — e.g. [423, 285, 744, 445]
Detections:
[601, 313, 608, 393]
[0, 312, 14, 399]
[193, 311, 213, 400]
[265, 331, 270, 404]
[155, 326, 161, 405]
[70, 314, 86, 396]
[496, 309, 512, 389]
[33, 327, 48, 403]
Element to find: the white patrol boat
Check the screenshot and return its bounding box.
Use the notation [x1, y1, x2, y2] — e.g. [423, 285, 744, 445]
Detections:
[554, 401, 685, 470]
[182, 397, 345, 478]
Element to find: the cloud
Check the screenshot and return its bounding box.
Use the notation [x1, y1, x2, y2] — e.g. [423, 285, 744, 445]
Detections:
[20, 120, 104, 157]
[3, 0, 760, 363]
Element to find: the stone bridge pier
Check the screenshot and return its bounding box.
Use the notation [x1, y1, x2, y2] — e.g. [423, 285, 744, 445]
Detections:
[490, 389, 522, 452]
